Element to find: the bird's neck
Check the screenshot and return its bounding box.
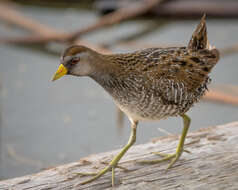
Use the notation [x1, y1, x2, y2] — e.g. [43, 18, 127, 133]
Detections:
[90, 69, 121, 94]
[89, 58, 121, 94]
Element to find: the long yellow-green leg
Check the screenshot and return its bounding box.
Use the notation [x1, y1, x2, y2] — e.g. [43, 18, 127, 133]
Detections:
[139, 114, 190, 169]
[79, 120, 138, 186]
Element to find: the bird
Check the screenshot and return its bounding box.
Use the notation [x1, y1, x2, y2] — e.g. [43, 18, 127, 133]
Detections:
[52, 15, 219, 186]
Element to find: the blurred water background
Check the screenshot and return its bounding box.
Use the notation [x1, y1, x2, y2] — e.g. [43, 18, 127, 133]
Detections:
[0, 1, 238, 180]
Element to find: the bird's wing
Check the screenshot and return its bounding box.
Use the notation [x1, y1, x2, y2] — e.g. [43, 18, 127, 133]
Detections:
[138, 47, 218, 91]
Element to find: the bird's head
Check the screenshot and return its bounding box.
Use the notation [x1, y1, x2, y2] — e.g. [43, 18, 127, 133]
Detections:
[52, 45, 97, 81]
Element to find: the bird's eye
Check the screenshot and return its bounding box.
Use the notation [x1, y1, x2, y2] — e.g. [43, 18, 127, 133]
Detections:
[70, 57, 80, 65]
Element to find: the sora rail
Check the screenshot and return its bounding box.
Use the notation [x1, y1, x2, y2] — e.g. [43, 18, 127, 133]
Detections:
[52, 15, 219, 186]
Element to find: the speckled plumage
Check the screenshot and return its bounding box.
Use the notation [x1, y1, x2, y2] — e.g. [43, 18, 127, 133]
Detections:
[53, 15, 220, 186]
[92, 47, 218, 121]
[61, 15, 219, 122]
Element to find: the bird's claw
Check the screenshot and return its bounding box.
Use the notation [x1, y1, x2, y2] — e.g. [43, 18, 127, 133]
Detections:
[101, 161, 130, 172]
[73, 161, 130, 186]
[138, 149, 189, 170]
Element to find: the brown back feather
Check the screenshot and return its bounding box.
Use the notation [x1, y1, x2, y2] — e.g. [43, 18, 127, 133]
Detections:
[188, 14, 208, 50]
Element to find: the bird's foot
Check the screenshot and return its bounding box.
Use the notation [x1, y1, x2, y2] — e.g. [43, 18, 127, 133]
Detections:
[138, 115, 191, 170]
[100, 161, 130, 172]
[75, 161, 129, 181]
[74, 163, 116, 186]
[74, 124, 137, 186]
[74, 157, 131, 186]
[138, 149, 190, 170]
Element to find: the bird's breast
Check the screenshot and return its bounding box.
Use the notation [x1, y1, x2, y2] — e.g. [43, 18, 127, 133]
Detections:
[92, 73, 204, 121]
[102, 77, 181, 121]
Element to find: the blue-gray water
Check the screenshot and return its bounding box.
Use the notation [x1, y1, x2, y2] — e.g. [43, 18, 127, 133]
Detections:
[0, 4, 238, 180]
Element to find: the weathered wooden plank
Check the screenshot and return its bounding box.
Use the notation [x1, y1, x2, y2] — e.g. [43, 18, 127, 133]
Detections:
[1, 122, 238, 190]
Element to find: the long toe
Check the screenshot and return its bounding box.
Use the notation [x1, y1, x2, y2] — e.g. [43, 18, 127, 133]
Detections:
[74, 172, 98, 177]
[100, 161, 130, 172]
[138, 153, 176, 165]
[138, 151, 183, 170]
[73, 160, 130, 186]
[152, 151, 174, 157]
[79, 165, 112, 185]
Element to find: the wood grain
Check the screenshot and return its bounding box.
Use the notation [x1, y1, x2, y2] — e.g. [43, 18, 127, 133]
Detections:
[1, 121, 238, 189]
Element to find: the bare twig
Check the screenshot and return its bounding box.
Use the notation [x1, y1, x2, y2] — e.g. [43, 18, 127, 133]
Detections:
[0, 0, 164, 44]
[66, 0, 164, 42]
[0, 3, 112, 54]
[0, 3, 62, 36]
[6, 144, 43, 167]
[220, 43, 238, 57]
[0, 0, 238, 110]
[204, 88, 238, 106]
[152, 0, 238, 17]
[97, 0, 238, 18]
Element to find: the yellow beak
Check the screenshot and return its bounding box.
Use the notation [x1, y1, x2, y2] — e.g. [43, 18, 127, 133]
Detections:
[52, 64, 68, 81]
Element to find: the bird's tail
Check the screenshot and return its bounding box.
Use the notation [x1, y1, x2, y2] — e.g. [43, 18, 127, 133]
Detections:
[188, 14, 219, 64]
[188, 14, 210, 50]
